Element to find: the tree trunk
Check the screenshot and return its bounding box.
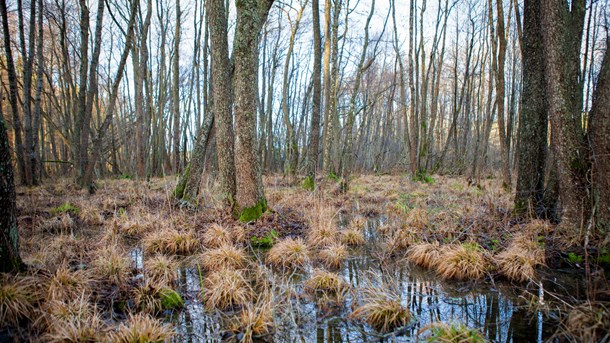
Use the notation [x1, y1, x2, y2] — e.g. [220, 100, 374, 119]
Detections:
[0, 0, 26, 185]
[588, 39, 610, 232]
[307, 0, 322, 188]
[540, 0, 589, 233]
[233, 0, 274, 221]
[0, 93, 21, 272]
[514, 0, 548, 216]
[207, 0, 237, 206]
[172, 0, 182, 173]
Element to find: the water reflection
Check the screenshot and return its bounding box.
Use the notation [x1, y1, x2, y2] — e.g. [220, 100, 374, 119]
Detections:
[130, 217, 571, 343]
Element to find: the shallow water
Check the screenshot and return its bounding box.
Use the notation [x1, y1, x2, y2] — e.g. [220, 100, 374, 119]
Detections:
[134, 217, 580, 343]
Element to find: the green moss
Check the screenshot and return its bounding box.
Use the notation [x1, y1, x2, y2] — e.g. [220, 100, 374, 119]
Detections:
[302, 176, 315, 191]
[159, 288, 184, 310]
[250, 229, 278, 248]
[597, 248, 610, 265]
[173, 164, 190, 199]
[425, 323, 487, 343]
[238, 198, 267, 222]
[567, 252, 583, 264]
[412, 171, 435, 184]
[52, 202, 79, 214]
[328, 171, 340, 182]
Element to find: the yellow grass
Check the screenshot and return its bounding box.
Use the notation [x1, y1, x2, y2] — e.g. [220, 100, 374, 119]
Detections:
[266, 237, 310, 269]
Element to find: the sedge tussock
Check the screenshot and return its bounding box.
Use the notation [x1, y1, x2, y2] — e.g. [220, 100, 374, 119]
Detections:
[303, 269, 349, 296]
[109, 313, 175, 343]
[307, 218, 339, 248]
[418, 322, 488, 342]
[436, 243, 489, 280]
[91, 245, 132, 285]
[318, 243, 348, 269]
[406, 207, 430, 230]
[38, 213, 74, 234]
[341, 229, 365, 246]
[144, 255, 178, 285]
[143, 228, 199, 255]
[44, 305, 106, 343]
[349, 216, 367, 231]
[202, 223, 233, 248]
[407, 242, 443, 269]
[266, 237, 310, 270]
[46, 265, 92, 301]
[231, 300, 273, 342]
[200, 244, 248, 271]
[132, 280, 179, 314]
[78, 203, 104, 226]
[495, 235, 545, 282]
[350, 287, 410, 333]
[203, 269, 252, 310]
[0, 274, 40, 327]
[554, 302, 610, 343]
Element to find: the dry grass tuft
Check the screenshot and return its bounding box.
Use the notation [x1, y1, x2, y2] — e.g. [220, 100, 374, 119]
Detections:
[266, 237, 310, 270]
[555, 302, 610, 342]
[38, 214, 74, 233]
[46, 265, 92, 301]
[407, 242, 443, 269]
[418, 322, 488, 342]
[495, 240, 545, 283]
[436, 243, 489, 280]
[202, 223, 233, 248]
[351, 287, 410, 333]
[200, 244, 248, 271]
[132, 280, 165, 314]
[306, 206, 339, 248]
[406, 207, 430, 230]
[143, 228, 199, 255]
[203, 269, 253, 309]
[231, 300, 273, 342]
[303, 269, 349, 296]
[349, 216, 367, 231]
[44, 303, 105, 343]
[144, 255, 178, 285]
[341, 229, 365, 246]
[109, 313, 175, 343]
[0, 274, 40, 327]
[91, 245, 132, 285]
[318, 243, 348, 269]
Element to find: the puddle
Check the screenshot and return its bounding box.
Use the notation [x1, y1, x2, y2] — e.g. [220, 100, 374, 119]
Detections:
[131, 217, 580, 342]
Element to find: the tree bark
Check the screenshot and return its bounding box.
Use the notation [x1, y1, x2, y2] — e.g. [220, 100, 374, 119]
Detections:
[514, 0, 548, 216]
[540, 0, 589, 232]
[233, 0, 274, 221]
[307, 0, 322, 187]
[172, 0, 182, 173]
[588, 38, 610, 232]
[207, 0, 237, 206]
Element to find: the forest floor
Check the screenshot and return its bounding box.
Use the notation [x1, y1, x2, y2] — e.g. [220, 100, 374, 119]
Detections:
[2, 174, 609, 342]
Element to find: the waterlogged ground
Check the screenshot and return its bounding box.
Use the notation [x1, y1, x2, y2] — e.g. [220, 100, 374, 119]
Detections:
[10, 174, 600, 342]
[129, 216, 580, 343]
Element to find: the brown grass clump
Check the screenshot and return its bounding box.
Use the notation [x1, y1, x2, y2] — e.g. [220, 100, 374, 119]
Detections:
[91, 245, 132, 285]
[0, 275, 40, 327]
[406, 207, 430, 230]
[349, 216, 367, 231]
[109, 313, 175, 343]
[44, 304, 106, 342]
[231, 301, 273, 342]
[203, 269, 253, 309]
[132, 280, 166, 314]
[200, 244, 248, 271]
[144, 255, 178, 285]
[303, 269, 349, 296]
[351, 287, 410, 333]
[38, 214, 74, 233]
[307, 226, 338, 248]
[46, 265, 92, 301]
[555, 302, 610, 342]
[407, 242, 443, 269]
[318, 243, 348, 269]
[202, 223, 233, 248]
[341, 229, 365, 246]
[143, 228, 199, 255]
[266, 237, 310, 270]
[418, 322, 488, 342]
[436, 243, 489, 280]
[495, 240, 545, 283]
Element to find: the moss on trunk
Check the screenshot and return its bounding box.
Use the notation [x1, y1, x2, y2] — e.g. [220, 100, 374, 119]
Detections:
[238, 198, 267, 222]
